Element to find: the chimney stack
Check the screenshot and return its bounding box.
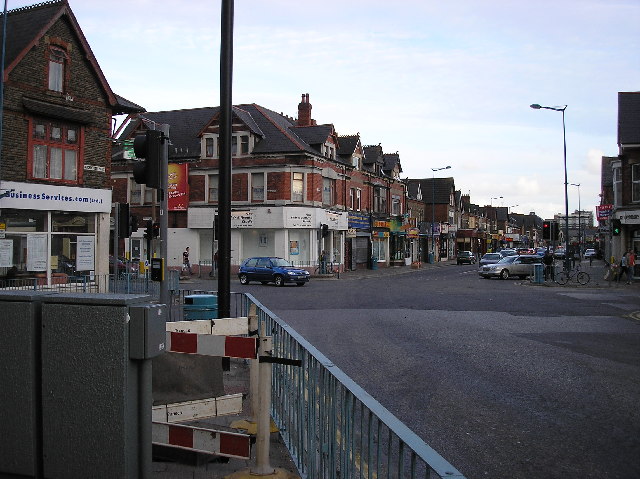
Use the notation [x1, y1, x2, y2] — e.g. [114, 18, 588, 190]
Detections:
[297, 92, 312, 126]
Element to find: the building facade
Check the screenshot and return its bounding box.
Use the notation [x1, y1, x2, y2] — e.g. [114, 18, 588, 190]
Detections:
[0, 1, 138, 282]
[111, 94, 407, 272]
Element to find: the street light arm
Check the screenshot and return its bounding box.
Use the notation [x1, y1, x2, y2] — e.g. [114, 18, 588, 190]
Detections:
[530, 103, 567, 112]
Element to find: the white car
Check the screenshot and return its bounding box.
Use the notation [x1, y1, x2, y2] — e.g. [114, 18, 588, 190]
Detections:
[584, 249, 597, 259]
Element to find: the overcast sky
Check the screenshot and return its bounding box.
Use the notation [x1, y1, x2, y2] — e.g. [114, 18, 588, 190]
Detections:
[10, 0, 640, 220]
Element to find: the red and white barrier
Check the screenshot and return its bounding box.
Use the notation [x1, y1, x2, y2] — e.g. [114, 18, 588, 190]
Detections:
[166, 332, 257, 359]
[152, 422, 250, 459]
[152, 393, 243, 423]
[166, 317, 249, 336]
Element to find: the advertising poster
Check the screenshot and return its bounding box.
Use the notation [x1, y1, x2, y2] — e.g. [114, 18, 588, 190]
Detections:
[0, 239, 12, 267]
[168, 163, 189, 211]
[76, 236, 95, 271]
[27, 234, 47, 271]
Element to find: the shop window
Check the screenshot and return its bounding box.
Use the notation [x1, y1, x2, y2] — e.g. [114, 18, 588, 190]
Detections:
[30, 118, 81, 183]
[372, 238, 387, 261]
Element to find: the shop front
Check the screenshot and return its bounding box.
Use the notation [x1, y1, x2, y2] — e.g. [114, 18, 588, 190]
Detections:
[0, 181, 112, 283]
[347, 211, 371, 270]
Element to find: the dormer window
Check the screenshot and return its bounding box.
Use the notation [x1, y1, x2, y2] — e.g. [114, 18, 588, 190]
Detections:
[232, 134, 250, 156]
[203, 133, 251, 159]
[48, 46, 67, 92]
[324, 144, 335, 160]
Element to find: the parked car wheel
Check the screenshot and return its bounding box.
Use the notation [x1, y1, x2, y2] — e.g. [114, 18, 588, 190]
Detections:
[239, 274, 249, 285]
[274, 275, 284, 287]
[500, 269, 510, 280]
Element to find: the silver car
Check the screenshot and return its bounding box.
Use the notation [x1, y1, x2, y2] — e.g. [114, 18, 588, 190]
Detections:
[479, 253, 502, 267]
[479, 254, 543, 279]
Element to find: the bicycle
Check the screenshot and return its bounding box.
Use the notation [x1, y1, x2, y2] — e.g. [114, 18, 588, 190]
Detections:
[555, 264, 590, 285]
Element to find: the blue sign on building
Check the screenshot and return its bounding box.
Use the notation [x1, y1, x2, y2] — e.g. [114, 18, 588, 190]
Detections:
[348, 212, 370, 230]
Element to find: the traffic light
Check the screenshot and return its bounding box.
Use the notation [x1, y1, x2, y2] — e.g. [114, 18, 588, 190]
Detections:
[321, 224, 329, 237]
[542, 222, 550, 240]
[130, 215, 139, 233]
[117, 203, 130, 238]
[551, 221, 560, 240]
[612, 218, 622, 236]
[132, 129, 162, 189]
[153, 222, 160, 238]
[144, 220, 153, 239]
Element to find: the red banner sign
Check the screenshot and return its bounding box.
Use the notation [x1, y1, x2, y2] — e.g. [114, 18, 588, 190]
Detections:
[168, 163, 189, 211]
[596, 204, 613, 220]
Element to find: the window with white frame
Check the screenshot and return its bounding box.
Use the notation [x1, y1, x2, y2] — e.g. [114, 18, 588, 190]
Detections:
[208, 174, 219, 202]
[130, 179, 141, 204]
[613, 164, 622, 206]
[322, 177, 335, 206]
[48, 46, 66, 92]
[251, 172, 264, 202]
[391, 194, 401, 215]
[633, 164, 640, 203]
[292, 172, 304, 202]
[205, 137, 215, 158]
[349, 188, 355, 210]
[373, 186, 387, 213]
[231, 134, 250, 156]
[356, 188, 361, 211]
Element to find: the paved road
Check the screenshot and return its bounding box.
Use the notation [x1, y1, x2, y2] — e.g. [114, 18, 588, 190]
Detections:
[226, 261, 640, 479]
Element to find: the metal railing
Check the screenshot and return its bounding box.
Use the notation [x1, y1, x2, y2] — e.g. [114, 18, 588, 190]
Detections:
[242, 293, 466, 479]
[0, 274, 159, 295]
[0, 278, 466, 477]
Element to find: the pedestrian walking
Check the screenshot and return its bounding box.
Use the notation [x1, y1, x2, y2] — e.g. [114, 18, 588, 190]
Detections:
[183, 246, 192, 275]
[628, 249, 636, 282]
[618, 253, 629, 284]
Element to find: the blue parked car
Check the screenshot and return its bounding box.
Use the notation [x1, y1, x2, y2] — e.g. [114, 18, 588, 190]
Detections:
[238, 257, 310, 286]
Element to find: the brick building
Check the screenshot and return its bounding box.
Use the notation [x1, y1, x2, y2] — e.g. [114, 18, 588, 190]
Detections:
[0, 1, 140, 281]
[112, 94, 407, 272]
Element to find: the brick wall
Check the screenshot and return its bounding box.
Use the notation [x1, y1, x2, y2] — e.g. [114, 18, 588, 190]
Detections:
[1, 15, 113, 189]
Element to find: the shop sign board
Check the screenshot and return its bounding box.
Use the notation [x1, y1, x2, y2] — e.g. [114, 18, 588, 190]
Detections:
[596, 204, 613, 220]
[0, 181, 112, 213]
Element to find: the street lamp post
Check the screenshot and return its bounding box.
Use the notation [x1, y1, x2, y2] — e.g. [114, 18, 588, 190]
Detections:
[431, 165, 451, 263]
[530, 103, 570, 271]
[571, 183, 581, 258]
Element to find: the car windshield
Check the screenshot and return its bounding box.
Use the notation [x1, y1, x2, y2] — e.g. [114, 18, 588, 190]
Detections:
[271, 258, 293, 267]
[483, 254, 501, 260]
[498, 256, 517, 264]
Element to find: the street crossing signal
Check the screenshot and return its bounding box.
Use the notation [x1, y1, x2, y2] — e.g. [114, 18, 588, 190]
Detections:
[321, 224, 329, 237]
[117, 203, 130, 238]
[153, 222, 160, 238]
[612, 219, 622, 236]
[132, 130, 162, 189]
[144, 220, 153, 240]
[542, 222, 550, 240]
